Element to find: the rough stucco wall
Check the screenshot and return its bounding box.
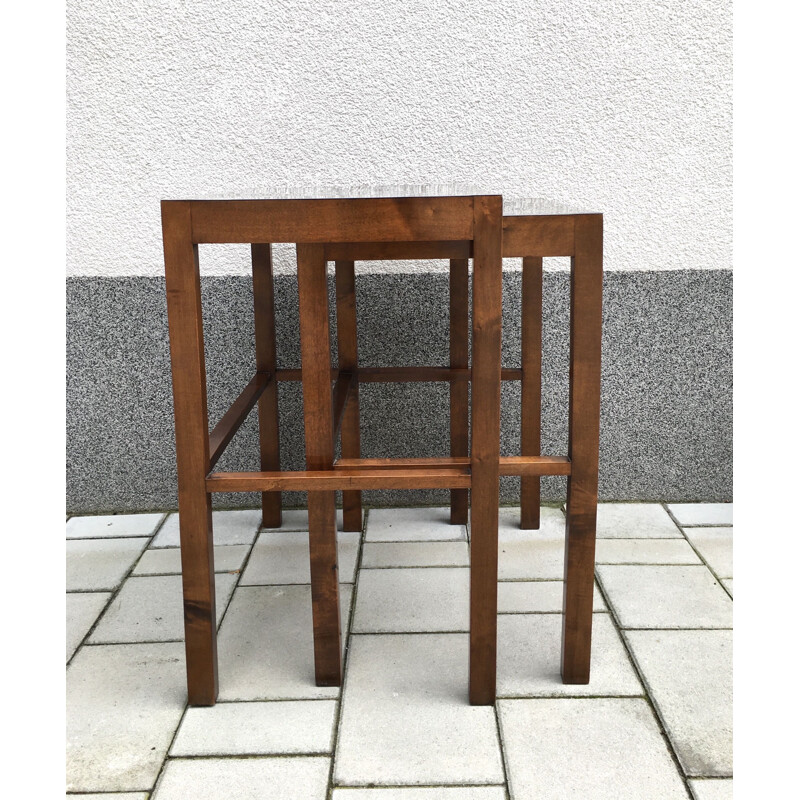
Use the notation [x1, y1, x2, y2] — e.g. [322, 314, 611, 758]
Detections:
[67, 0, 732, 278]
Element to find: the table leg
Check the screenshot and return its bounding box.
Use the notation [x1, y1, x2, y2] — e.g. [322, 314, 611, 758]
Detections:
[335, 260, 362, 532]
[162, 201, 218, 705]
[252, 244, 282, 528]
[469, 196, 503, 705]
[520, 256, 543, 529]
[297, 243, 342, 686]
[562, 214, 603, 684]
[450, 258, 469, 525]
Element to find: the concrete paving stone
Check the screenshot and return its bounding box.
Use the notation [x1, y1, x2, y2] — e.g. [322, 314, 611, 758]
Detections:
[497, 505, 565, 534]
[89, 573, 237, 643]
[133, 544, 250, 575]
[67, 592, 111, 661]
[721, 579, 732, 595]
[66, 642, 186, 793]
[217, 584, 353, 700]
[68, 795, 149, 800]
[151, 509, 261, 547]
[262, 507, 362, 531]
[361, 541, 469, 568]
[353, 568, 469, 633]
[596, 537, 701, 564]
[333, 789, 506, 799]
[498, 697, 688, 800]
[667, 503, 733, 526]
[498, 580, 607, 613]
[683, 527, 733, 578]
[67, 538, 148, 592]
[170, 699, 337, 756]
[597, 565, 733, 629]
[595, 503, 683, 539]
[366, 507, 466, 542]
[240, 530, 360, 585]
[152, 757, 330, 800]
[498, 531, 565, 581]
[689, 779, 734, 800]
[497, 613, 643, 697]
[66, 513, 165, 539]
[625, 630, 732, 777]
[334, 634, 504, 786]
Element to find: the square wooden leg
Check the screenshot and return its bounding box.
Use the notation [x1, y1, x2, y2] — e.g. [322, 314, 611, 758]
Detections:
[297, 243, 342, 686]
[335, 259, 363, 532]
[449, 258, 470, 525]
[252, 244, 282, 528]
[162, 200, 218, 705]
[561, 215, 603, 684]
[520, 256, 543, 530]
[468, 197, 503, 705]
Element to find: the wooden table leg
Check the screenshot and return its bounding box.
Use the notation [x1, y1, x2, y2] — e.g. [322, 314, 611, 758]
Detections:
[297, 243, 342, 686]
[449, 258, 469, 525]
[162, 201, 218, 705]
[561, 214, 603, 684]
[520, 256, 543, 529]
[468, 197, 503, 705]
[252, 244, 282, 528]
[335, 260, 362, 532]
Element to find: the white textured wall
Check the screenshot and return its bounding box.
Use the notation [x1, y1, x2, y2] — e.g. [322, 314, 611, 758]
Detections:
[67, 0, 731, 277]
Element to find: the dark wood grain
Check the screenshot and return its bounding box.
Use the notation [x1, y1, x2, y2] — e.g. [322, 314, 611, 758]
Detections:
[331, 371, 355, 443]
[325, 240, 471, 261]
[161, 200, 218, 706]
[297, 242, 342, 687]
[450, 258, 470, 525]
[335, 260, 362, 532]
[502, 214, 575, 257]
[252, 244, 283, 527]
[521, 256, 543, 529]
[468, 196, 504, 705]
[561, 214, 603, 684]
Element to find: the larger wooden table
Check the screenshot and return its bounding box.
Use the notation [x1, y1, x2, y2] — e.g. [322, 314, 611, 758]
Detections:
[161, 187, 602, 707]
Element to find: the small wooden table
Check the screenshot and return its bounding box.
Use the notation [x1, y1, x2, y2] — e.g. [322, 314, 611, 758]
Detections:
[161, 187, 602, 707]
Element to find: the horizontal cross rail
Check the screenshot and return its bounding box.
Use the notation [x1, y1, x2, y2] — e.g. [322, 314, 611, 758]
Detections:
[274, 367, 523, 382]
[334, 455, 572, 476]
[208, 372, 271, 469]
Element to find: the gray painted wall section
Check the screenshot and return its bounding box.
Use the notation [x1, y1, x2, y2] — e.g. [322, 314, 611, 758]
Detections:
[66, 269, 731, 512]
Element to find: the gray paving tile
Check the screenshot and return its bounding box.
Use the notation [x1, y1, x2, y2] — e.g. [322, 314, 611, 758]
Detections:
[66, 643, 186, 793]
[497, 613, 643, 697]
[67, 538, 148, 592]
[498, 580, 607, 613]
[595, 503, 683, 538]
[689, 779, 734, 800]
[625, 630, 732, 777]
[134, 544, 250, 575]
[353, 568, 468, 632]
[498, 531, 565, 580]
[240, 530, 360, 585]
[152, 757, 330, 800]
[597, 565, 733, 629]
[721, 579, 732, 595]
[333, 790, 506, 799]
[334, 634, 504, 786]
[498, 505, 565, 534]
[151, 509, 261, 548]
[596, 538, 701, 564]
[262, 507, 362, 532]
[170, 699, 337, 755]
[667, 503, 733, 526]
[89, 573, 237, 643]
[361, 541, 469, 568]
[366, 507, 466, 542]
[499, 698, 688, 800]
[67, 592, 111, 661]
[68, 794, 149, 800]
[66, 513, 165, 539]
[683, 527, 733, 578]
[217, 584, 353, 700]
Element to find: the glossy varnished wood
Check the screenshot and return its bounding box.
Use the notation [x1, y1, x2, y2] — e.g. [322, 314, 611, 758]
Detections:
[161, 201, 218, 705]
[252, 244, 283, 527]
[449, 258, 470, 525]
[469, 196, 504, 705]
[335, 260, 362, 531]
[562, 214, 603, 684]
[521, 256, 543, 529]
[296, 243, 342, 687]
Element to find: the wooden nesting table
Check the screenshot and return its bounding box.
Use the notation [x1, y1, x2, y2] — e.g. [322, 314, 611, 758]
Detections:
[161, 188, 602, 707]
